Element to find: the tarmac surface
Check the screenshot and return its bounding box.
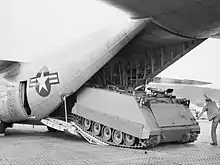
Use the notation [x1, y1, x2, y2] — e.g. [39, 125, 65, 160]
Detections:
[0, 120, 220, 165]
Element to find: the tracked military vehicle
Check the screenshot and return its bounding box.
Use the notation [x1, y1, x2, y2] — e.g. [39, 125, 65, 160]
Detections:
[66, 85, 200, 149]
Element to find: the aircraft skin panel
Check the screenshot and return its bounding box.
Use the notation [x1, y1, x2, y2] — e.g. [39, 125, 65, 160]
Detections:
[26, 20, 147, 119]
[101, 0, 220, 38]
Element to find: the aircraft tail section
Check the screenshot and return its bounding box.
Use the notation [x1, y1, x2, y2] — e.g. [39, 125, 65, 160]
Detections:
[58, 20, 149, 95]
[26, 19, 149, 119]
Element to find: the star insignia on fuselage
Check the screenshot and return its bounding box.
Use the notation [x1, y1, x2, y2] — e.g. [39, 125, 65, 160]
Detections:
[29, 66, 60, 97]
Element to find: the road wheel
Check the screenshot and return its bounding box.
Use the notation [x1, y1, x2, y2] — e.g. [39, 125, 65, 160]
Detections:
[102, 126, 112, 141]
[76, 116, 83, 124]
[123, 133, 135, 146]
[83, 118, 91, 131]
[92, 122, 101, 136]
[112, 130, 123, 145]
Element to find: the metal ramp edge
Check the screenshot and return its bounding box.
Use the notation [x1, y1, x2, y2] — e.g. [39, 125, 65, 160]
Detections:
[41, 118, 108, 146]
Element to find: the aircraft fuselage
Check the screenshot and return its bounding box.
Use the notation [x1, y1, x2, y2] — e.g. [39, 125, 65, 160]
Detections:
[0, 20, 146, 123]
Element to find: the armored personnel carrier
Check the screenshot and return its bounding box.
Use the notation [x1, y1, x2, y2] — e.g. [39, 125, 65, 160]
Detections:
[69, 85, 200, 149]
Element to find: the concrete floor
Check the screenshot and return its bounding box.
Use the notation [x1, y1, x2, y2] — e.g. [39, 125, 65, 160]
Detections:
[0, 120, 220, 165]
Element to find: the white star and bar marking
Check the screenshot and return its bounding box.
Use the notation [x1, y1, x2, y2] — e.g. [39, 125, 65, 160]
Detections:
[29, 70, 59, 91]
[37, 70, 49, 92]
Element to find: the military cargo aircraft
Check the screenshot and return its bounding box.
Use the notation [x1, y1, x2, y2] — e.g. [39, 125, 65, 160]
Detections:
[1, 0, 220, 148]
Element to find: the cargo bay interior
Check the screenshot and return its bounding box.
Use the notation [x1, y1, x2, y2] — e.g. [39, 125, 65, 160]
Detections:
[87, 21, 205, 88]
